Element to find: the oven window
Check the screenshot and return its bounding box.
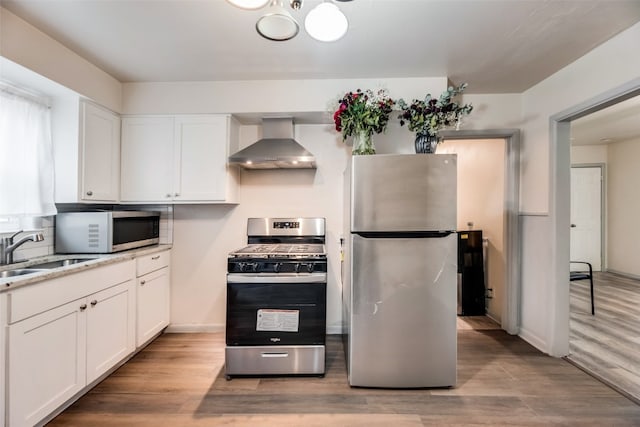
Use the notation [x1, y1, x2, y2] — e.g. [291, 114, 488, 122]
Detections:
[112, 216, 159, 245]
[226, 282, 326, 346]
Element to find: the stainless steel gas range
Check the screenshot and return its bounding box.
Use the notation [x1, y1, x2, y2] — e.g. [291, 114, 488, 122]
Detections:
[225, 217, 327, 379]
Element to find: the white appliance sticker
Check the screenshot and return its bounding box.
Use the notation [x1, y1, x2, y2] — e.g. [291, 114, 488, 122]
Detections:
[256, 309, 299, 332]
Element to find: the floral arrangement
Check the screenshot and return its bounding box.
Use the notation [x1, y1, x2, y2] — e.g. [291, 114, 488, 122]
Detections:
[333, 88, 395, 140]
[397, 83, 473, 137]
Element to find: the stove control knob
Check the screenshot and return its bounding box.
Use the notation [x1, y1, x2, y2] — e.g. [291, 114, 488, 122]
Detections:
[237, 262, 245, 272]
[306, 263, 314, 273]
[240, 262, 257, 272]
[273, 263, 282, 273]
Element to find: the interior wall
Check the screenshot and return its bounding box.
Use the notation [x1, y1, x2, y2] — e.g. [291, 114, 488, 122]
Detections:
[520, 21, 640, 356]
[570, 144, 608, 164]
[170, 124, 351, 333]
[123, 82, 523, 333]
[10, 0, 640, 356]
[122, 78, 448, 116]
[607, 137, 640, 277]
[439, 139, 506, 322]
[0, 7, 122, 112]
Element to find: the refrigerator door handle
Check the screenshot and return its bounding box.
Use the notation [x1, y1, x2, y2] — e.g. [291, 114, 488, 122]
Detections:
[354, 231, 456, 239]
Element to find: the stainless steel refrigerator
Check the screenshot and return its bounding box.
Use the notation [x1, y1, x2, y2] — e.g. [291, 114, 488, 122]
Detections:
[343, 154, 457, 388]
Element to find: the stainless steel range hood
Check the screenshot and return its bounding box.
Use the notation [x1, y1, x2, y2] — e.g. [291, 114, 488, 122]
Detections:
[228, 117, 316, 169]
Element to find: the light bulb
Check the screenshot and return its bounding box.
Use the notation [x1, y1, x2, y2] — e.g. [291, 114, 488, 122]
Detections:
[304, 2, 348, 42]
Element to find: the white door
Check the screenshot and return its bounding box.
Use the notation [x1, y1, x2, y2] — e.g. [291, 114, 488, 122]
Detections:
[570, 166, 602, 271]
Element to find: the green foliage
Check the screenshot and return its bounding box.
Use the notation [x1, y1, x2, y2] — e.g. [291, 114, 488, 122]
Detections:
[398, 83, 473, 136]
[333, 88, 395, 141]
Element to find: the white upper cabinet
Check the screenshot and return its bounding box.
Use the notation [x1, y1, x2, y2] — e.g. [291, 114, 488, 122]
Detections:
[80, 101, 121, 201]
[51, 96, 120, 203]
[120, 116, 174, 202]
[121, 114, 239, 203]
[53, 98, 121, 203]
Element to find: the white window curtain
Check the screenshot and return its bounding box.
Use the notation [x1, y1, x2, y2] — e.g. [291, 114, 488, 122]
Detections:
[0, 86, 57, 224]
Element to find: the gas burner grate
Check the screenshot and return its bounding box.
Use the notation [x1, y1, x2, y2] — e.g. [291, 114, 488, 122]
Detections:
[231, 243, 326, 257]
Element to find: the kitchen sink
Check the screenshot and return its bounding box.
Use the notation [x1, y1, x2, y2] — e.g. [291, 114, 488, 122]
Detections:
[1, 257, 98, 280]
[0, 268, 48, 278]
[28, 258, 97, 269]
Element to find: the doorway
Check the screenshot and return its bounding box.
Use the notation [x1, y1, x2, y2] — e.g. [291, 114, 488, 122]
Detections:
[565, 95, 640, 402]
[440, 129, 520, 334]
[549, 78, 640, 376]
[438, 138, 506, 323]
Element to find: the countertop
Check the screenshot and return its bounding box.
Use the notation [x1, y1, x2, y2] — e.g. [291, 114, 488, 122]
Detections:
[0, 244, 172, 292]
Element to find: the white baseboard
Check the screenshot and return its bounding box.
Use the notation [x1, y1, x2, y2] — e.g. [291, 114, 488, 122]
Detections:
[165, 324, 225, 333]
[485, 312, 503, 328]
[166, 324, 343, 335]
[518, 326, 548, 354]
[606, 268, 640, 280]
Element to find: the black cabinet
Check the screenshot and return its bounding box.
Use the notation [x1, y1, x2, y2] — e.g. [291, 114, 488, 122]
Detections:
[458, 230, 485, 316]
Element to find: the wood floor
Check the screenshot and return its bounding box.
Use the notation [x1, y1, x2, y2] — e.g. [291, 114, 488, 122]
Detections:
[48, 320, 640, 426]
[567, 271, 640, 404]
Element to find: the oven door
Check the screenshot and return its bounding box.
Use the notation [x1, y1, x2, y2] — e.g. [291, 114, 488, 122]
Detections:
[226, 273, 327, 346]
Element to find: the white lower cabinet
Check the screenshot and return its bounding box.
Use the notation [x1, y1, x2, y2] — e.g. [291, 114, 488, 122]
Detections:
[136, 251, 171, 347]
[86, 280, 136, 383]
[5, 261, 136, 427]
[8, 299, 86, 427]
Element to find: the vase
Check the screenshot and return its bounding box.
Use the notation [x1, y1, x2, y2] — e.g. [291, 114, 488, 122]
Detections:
[415, 132, 439, 154]
[352, 130, 375, 155]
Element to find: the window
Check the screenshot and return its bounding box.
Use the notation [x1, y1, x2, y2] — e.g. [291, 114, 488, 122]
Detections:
[0, 82, 57, 231]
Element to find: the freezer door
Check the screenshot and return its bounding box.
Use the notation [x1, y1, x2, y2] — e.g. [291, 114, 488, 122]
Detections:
[348, 233, 457, 388]
[350, 154, 457, 232]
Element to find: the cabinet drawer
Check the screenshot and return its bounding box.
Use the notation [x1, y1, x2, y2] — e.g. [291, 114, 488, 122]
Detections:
[137, 250, 170, 276]
[8, 260, 135, 324]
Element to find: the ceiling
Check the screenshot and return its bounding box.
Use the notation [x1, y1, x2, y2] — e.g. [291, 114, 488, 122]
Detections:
[2, 0, 640, 94]
[2, 0, 640, 144]
[571, 95, 640, 146]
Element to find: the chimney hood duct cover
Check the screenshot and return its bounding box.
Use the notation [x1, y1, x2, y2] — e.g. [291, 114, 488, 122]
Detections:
[229, 118, 316, 169]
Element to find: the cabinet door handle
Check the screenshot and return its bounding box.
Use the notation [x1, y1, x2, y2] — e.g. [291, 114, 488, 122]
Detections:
[166, 193, 172, 198]
[151, 255, 160, 260]
[79, 304, 87, 311]
[174, 193, 180, 197]
[140, 280, 146, 285]
[86, 190, 93, 196]
[90, 300, 98, 306]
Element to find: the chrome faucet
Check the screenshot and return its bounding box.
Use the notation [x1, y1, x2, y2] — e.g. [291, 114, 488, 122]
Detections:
[0, 230, 45, 265]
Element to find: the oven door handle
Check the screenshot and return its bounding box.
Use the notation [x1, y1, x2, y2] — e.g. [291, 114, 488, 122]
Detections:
[227, 273, 327, 284]
[261, 352, 289, 358]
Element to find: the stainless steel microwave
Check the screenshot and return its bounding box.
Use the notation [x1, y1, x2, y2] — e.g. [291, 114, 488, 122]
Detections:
[55, 211, 160, 253]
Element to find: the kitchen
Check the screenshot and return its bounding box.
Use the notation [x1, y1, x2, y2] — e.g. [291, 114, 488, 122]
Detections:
[1, 1, 640, 425]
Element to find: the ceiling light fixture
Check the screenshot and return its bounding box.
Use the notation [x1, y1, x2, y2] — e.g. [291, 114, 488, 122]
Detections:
[227, 0, 351, 42]
[226, 0, 270, 10]
[304, 1, 349, 42]
[255, 0, 300, 41]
